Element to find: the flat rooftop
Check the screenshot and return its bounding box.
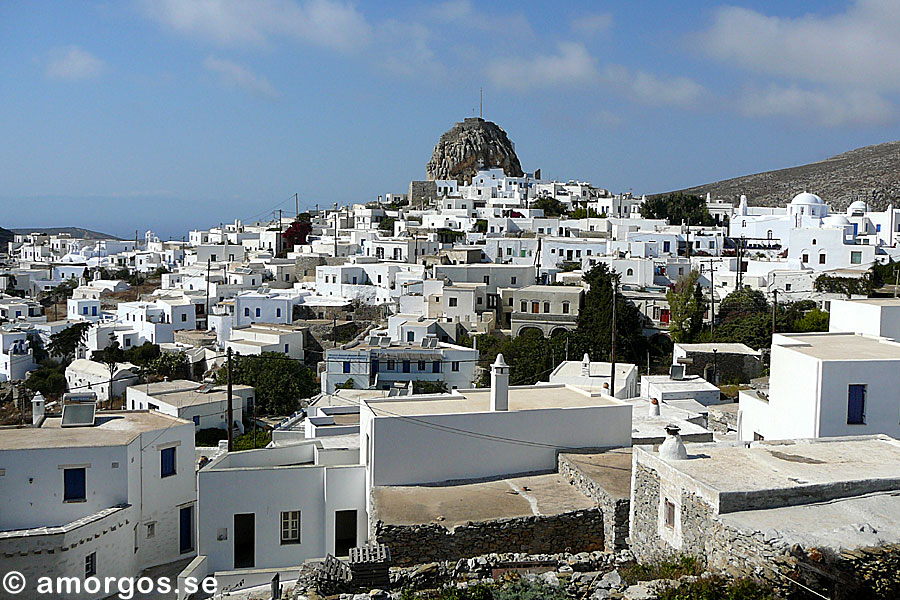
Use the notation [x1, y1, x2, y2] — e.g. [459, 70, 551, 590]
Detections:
[643, 375, 719, 392]
[132, 380, 254, 407]
[646, 436, 900, 494]
[675, 343, 760, 355]
[778, 332, 900, 361]
[0, 411, 188, 450]
[517, 285, 584, 294]
[559, 448, 633, 499]
[373, 472, 596, 528]
[366, 384, 622, 416]
[551, 361, 636, 379]
[835, 298, 900, 307]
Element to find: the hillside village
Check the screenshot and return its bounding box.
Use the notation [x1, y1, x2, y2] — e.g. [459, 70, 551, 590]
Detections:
[5, 118, 900, 600]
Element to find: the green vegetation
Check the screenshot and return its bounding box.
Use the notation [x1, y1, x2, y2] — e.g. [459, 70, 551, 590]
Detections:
[475, 219, 488, 233]
[641, 192, 715, 226]
[656, 576, 778, 600]
[667, 270, 707, 343]
[335, 378, 356, 390]
[399, 579, 566, 600]
[122, 341, 161, 368]
[24, 360, 67, 398]
[621, 555, 703, 585]
[532, 196, 565, 217]
[215, 352, 318, 415]
[379, 217, 397, 232]
[233, 429, 271, 450]
[146, 351, 190, 380]
[412, 380, 448, 394]
[570, 207, 600, 219]
[195, 428, 228, 447]
[47, 322, 91, 358]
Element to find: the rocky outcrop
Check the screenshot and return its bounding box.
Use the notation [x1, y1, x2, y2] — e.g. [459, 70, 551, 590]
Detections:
[426, 118, 525, 184]
[659, 140, 900, 212]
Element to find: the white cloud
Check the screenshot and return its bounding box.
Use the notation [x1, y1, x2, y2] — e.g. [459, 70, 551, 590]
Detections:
[45, 46, 105, 80]
[603, 65, 706, 108]
[697, 1, 900, 91]
[429, 0, 532, 34]
[143, 0, 372, 52]
[375, 20, 441, 78]
[740, 84, 894, 126]
[571, 13, 613, 37]
[486, 43, 597, 91]
[203, 56, 279, 98]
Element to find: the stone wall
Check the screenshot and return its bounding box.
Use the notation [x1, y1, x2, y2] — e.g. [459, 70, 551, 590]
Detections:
[408, 181, 437, 209]
[557, 454, 629, 551]
[706, 405, 738, 434]
[628, 464, 662, 564]
[372, 508, 605, 567]
[684, 350, 761, 384]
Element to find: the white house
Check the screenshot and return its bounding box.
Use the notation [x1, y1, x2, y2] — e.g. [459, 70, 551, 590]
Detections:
[67, 298, 102, 322]
[0, 329, 37, 382]
[126, 380, 253, 431]
[226, 323, 306, 361]
[321, 334, 477, 393]
[65, 359, 138, 404]
[548, 354, 639, 398]
[0, 410, 197, 599]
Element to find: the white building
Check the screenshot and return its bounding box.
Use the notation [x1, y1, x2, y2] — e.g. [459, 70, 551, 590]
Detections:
[0, 410, 197, 599]
[65, 359, 138, 403]
[226, 323, 306, 361]
[321, 335, 477, 393]
[126, 380, 253, 431]
[548, 354, 639, 398]
[0, 329, 37, 382]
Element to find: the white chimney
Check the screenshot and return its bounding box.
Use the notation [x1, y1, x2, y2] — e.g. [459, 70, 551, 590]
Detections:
[490, 354, 510, 411]
[31, 392, 45, 426]
[649, 397, 660, 417]
[659, 424, 688, 460]
[581, 353, 590, 377]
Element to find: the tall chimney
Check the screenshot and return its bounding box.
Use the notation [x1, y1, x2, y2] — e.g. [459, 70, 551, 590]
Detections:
[32, 392, 45, 426]
[581, 353, 590, 377]
[490, 354, 510, 411]
[659, 424, 688, 460]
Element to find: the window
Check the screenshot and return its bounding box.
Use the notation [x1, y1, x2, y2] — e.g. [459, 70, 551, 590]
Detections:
[276, 308, 282, 318]
[432, 361, 441, 373]
[562, 302, 569, 314]
[664, 499, 675, 528]
[802, 253, 809, 263]
[626, 268, 634, 277]
[407, 332, 415, 342]
[452, 361, 460, 372]
[386, 359, 395, 371]
[483, 275, 490, 284]
[520, 301, 527, 312]
[847, 384, 866, 424]
[147, 523, 156, 538]
[812, 238, 817, 246]
[532, 301, 540, 313]
[511, 277, 517, 285]
[819, 253, 826, 264]
[255, 308, 261, 318]
[402, 360, 410, 373]
[181, 313, 187, 322]
[543, 302, 550, 313]
[85, 552, 97, 578]
[244, 308, 250, 317]
[448, 297, 458, 307]
[477, 297, 483, 305]
[417, 360, 426, 371]
[161, 447, 176, 478]
[851, 251, 863, 264]
[785, 283, 792, 292]
[281, 511, 301, 544]
[63, 467, 86, 502]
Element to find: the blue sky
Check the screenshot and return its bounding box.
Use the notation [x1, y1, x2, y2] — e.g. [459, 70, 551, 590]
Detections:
[2, 1, 899, 239]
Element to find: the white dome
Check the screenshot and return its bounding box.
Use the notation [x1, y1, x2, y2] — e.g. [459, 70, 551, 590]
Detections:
[790, 192, 824, 205]
[847, 200, 869, 214]
[823, 215, 851, 227]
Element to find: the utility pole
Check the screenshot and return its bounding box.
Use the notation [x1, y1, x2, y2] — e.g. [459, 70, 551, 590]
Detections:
[480, 87, 483, 119]
[205, 258, 211, 329]
[226, 347, 234, 452]
[610, 276, 618, 396]
[771, 289, 778, 337]
[295, 193, 299, 219]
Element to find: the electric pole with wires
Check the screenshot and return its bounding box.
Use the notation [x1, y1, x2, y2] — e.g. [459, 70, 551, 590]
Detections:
[227, 347, 234, 452]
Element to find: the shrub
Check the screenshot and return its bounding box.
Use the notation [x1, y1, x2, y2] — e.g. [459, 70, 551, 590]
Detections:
[621, 555, 703, 585]
[195, 428, 227, 447]
[656, 575, 778, 600]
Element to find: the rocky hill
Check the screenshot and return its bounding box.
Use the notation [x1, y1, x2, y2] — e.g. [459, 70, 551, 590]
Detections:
[661, 140, 900, 212]
[426, 117, 524, 184]
[11, 227, 119, 239]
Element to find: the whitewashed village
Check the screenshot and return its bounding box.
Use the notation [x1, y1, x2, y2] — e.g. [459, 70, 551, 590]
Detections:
[5, 115, 900, 600]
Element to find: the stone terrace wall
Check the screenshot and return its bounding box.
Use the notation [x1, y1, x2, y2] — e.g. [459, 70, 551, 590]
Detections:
[628, 463, 662, 563]
[558, 454, 629, 551]
[373, 508, 605, 567]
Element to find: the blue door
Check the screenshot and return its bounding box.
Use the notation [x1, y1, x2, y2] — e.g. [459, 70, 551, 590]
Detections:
[179, 506, 193, 553]
[847, 384, 866, 424]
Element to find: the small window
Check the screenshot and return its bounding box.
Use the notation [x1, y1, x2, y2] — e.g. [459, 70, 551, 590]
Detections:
[520, 301, 527, 312]
[626, 268, 634, 276]
[785, 283, 792, 292]
[192, 415, 200, 427]
[511, 276, 517, 285]
[181, 313, 187, 322]
[802, 253, 809, 263]
[281, 511, 301, 544]
[343, 361, 351, 374]
[63, 467, 86, 502]
[244, 308, 250, 316]
[432, 361, 441, 373]
[407, 332, 415, 342]
[255, 308, 261, 317]
[85, 552, 97, 578]
[562, 302, 569, 314]
[483, 275, 490, 284]
[452, 361, 460, 372]
[161, 447, 177, 478]
[147, 523, 156, 538]
[276, 308, 282, 318]
[851, 251, 862, 264]
[848, 384, 866, 424]
[543, 302, 550, 313]
[664, 499, 675, 528]
[417, 360, 426, 371]
[819, 253, 826, 264]
[402, 360, 410, 373]
[448, 297, 458, 307]
[387, 359, 395, 371]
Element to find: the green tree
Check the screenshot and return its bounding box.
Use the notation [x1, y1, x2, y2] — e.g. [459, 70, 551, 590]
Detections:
[412, 380, 448, 394]
[94, 337, 125, 387]
[215, 352, 318, 415]
[641, 192, 715, 226]
[793, 308, 830, 332]
[24, 361, 67, 398]
[148, 351, 190, 380]
[532, 196, 565, 217]
[716, 286, 768, 321]
[378, 217, 397, 233]
[122, 342, 161, 368]
[570, 207, 600, 219]
[667, 270, 707, 343]
[48, 322, 91, 359]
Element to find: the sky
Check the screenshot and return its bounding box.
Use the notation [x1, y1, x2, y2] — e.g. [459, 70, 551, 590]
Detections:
[3, 0, 900, 239]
